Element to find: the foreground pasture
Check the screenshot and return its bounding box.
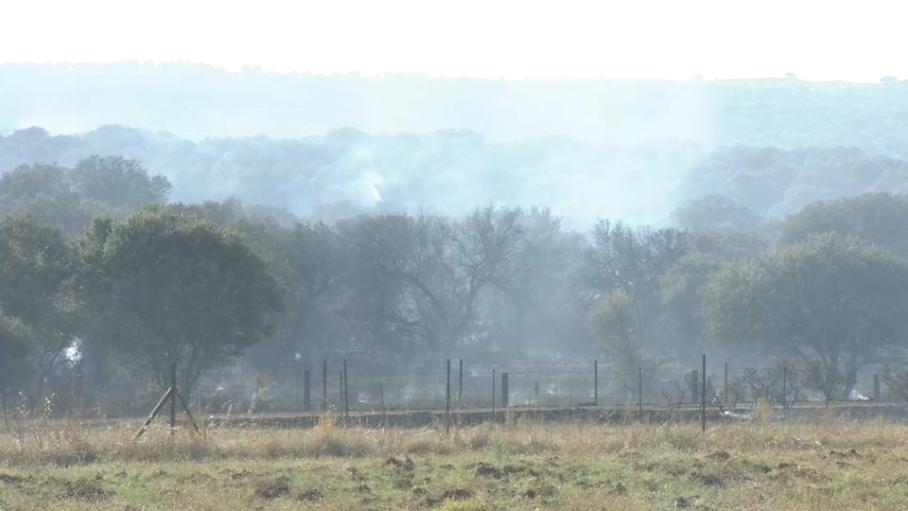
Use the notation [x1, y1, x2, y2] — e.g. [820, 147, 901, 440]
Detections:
[1, 416, 907, 510]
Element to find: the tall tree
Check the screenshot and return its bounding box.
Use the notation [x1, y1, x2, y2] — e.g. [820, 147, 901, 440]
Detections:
[339, 207, 523, 354]
[580, 221, 691, 344]
[591, 291, 641, 394]
[706, 234, 908, 403]
[0, 312, 35, 402]
[782, 193, 908, 256]
[75, 207, 284, 395]
[673, 194, 764, 234]
[70, 155, 171, 211]
[0, 217, 74, 392]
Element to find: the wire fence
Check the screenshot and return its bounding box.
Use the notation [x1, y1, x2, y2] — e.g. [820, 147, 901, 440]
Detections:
[191, 353, 889, 417]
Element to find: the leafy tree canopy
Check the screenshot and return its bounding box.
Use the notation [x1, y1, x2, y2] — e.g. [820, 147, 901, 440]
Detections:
[706, 234, 908, 401]
[75, 206, 284, 394]
[782, 193, 908, 256]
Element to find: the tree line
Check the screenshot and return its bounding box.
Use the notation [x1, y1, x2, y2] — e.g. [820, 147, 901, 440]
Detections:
[4, 156, 908, 412]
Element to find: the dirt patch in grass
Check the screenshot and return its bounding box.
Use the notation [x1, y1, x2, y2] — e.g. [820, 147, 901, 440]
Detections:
[298, 488, 324, 501]
[60, 477, 112, 501]
[252, 475, 291, 499]
[422, 487, 474, 508]
[0, 472, 23, 484]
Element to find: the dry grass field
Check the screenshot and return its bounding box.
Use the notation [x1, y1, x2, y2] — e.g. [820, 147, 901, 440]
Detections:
[1, 413, 908, 510]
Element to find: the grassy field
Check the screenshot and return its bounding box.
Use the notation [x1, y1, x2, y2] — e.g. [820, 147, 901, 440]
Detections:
[1, 413, 908, 510]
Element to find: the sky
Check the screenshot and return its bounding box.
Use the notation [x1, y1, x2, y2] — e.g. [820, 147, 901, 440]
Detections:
[0, 0, 905, 82]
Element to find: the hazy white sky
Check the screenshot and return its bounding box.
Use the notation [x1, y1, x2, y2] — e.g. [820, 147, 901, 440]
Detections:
[1, 0, 904, 81]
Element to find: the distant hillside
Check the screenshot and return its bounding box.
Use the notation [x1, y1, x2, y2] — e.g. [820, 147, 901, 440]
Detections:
[3, 63, 908, 156]
[682, 146, 908, 217]
[4, 125, 908, 227]
[0, 126, 705, 226]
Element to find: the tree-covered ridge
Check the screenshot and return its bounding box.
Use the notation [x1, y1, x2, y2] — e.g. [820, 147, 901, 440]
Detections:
[0, 125, 706, 226]
[3, 64, 908, 155]
[8, 125, 908, 228]
[682, 146, 908, 217]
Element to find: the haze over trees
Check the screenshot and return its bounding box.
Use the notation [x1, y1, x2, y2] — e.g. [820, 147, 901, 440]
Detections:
[0, 147, 907, 411]
[4, 66, 908, 412]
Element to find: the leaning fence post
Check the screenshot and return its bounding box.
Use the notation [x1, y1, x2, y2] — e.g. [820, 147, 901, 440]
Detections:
[638, 366, 643, 416]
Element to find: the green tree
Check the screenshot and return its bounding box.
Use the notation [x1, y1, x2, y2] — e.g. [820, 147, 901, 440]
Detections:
[660, 253, 725, 351]
[70, 156, 171, 211]
[581, 220, 691, 346]
[0, 164, 99, 238]
[591, 291, 641, 395]
[0, 217, 74, 392]
[0, 157, 171, 240]
[705, 234, 908, 403]
[673, 194, 764, 234]
[75, 207, 284, 395]
[0, 312, 35, 403]
[338, 207, 523, 354]
[782, 193, 908, 256]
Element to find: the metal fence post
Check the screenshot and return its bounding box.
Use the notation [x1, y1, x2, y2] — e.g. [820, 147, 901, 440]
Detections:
[170, 361, 177, 434]
[724, 362, 728, 404]
[502, 372, 509, 407]
[458, 359, 463, 407]
[492, 369, 496, 419]
[303, 369, 311, 411]
[445, 359, 451, 434]
[322, 359, 327, 412]
[379, 382, 386, 426]
[691, 370, 700, 404]
[700, 355, 706, 432]
[593, 360, 598, 406]
[343, 359, 349, 419]
[782, 365, 788, 409]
